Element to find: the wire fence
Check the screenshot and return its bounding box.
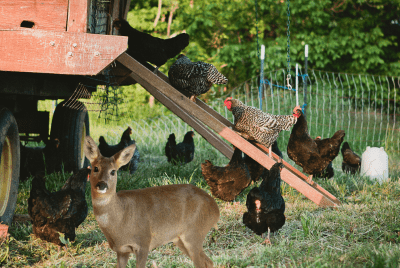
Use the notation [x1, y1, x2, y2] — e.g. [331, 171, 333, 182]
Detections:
[206, 68, 399, 155]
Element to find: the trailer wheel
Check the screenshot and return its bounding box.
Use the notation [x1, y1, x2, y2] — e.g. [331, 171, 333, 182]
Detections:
[0, 107, 20, 226]
[50, 101, 90, 172]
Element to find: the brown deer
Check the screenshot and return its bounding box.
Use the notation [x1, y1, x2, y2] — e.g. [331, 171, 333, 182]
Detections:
[84, 136, 220, 268]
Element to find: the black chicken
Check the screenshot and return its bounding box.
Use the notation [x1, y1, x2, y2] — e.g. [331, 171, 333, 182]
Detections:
[168, 54, 228, 101]
[201, 147, 251, 202]
[243, 162, 285, 244]
[165, 131, 195, 165]
[113, 18, 189, 72]
[341, 142, 362, 174]
[28, 167, 91, 246]
[98, 127, 140, 174]
[20, 138, 62, 182]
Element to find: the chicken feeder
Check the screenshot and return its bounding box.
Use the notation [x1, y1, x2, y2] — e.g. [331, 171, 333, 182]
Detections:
[360, 146, 389, 183]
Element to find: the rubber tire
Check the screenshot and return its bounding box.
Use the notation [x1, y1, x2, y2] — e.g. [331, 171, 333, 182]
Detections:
[50, 101, 90, 172]
[0, 107, 20, 226]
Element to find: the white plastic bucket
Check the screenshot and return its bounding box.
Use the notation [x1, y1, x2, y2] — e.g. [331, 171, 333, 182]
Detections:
[360, 146, 389, 183]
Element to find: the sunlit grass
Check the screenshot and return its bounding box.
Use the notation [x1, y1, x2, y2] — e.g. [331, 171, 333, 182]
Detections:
[3, 109, 400, 267]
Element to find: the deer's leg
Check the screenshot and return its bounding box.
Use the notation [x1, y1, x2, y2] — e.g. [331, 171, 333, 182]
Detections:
[116, 252, 131, 268]
[180, 234, 213, 268]
[135, 248, 150, 268]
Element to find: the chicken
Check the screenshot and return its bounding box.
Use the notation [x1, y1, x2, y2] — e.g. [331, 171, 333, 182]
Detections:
[20, 138, 62, 182]
[98, 127, 140, 174]
[224, 97, 299, 156]
[113, 18, 189, 73]
[169, 54, 228, 101]
[243, 162, 285, 244]
[165, 133, 177, 163]
[341, 142, 362, 174]
[28, 167, 91, 246]
[165, 131, 195, 165]
[201, 147, 251, 202]
[313, 136, 334, 179]
[287, 108, 345, 184]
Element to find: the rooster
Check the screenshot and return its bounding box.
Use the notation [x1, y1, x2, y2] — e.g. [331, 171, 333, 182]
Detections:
[28, 167, 91, 246]
[243, 162, 285, 244]
[287, 108, 345, 184]
[165, 131, 195, 165]
[113, 18, 189, 73]
[341, 142, 361, 174]
[224, 97, 299, 156]
[201, 147, 251, 201]
[169, 55, 228, 102]
[98, 127, 140, 174]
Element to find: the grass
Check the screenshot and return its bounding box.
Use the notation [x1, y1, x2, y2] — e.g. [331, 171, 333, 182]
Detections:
[3, 110, 400, 267]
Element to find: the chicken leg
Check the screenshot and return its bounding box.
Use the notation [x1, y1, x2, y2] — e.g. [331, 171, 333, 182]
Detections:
[306, 175, 314, 185]
[262, 227, 272, 245]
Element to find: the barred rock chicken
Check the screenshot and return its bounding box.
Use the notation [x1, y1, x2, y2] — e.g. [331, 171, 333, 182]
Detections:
[287, 108, 345, 184]
[20, 138, 62, 182]
[113, 18, 189, 73]
[341, 142, 362, 175]
[224, 97, 299, 156]
[243, 162, 285, 244]
[98, 127, 140, 174]
[28, 167, 91, 246]
[201, 147, 251, 202]
[313, 136, 334, 179]
[169, 54, 228, 102]
[164, 131, 195, 165]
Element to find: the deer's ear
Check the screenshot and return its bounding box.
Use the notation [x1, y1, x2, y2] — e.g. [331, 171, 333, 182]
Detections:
[84, 136, 100, 163]
[113, 144, 136, 169]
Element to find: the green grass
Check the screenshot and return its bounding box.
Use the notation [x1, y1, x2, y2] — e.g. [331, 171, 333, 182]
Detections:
[3, 110, 400, 267]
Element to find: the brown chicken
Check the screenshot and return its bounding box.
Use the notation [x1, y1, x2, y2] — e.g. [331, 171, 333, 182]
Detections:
[28, 167, 91, 246]
[113, 18, 189, 72]
[341, 142, 362, 174]
[201, 147, 251, 202]
[224, 97, 299, 156]
[287, 108, 345, 184]
[313, 136, 334, 179]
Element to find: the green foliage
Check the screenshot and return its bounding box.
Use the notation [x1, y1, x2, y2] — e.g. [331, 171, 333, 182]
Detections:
[126, 0, 400, 90]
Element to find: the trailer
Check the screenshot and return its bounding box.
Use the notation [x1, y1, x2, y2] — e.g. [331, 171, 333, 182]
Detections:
[0, 0, 132, 225]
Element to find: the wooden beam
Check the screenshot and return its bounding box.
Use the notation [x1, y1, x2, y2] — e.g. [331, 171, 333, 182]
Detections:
[67, 0, 88, 33]
[0, 29, 128, 75]
[117, 53, 340, 207]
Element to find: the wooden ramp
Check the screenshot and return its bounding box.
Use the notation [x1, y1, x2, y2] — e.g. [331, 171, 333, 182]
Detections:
[115, 53, 341, 208]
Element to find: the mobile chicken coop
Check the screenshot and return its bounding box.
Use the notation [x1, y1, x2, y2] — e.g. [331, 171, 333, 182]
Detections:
[0, 0, 132, 225]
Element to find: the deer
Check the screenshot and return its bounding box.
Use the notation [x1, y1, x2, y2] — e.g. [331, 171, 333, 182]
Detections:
[83, 136, 220, 268]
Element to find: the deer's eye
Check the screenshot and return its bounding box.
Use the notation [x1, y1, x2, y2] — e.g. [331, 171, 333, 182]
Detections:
[111, 170, 116, 176]
[94, 166, 99, 172]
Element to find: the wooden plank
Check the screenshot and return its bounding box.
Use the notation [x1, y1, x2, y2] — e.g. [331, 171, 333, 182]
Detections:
[117, 53, 340, 207]
[0, 29, 128, 75]
[0, 0, 68, 31]
[67, 0, 88, 33]
[127, 68, 233, 159]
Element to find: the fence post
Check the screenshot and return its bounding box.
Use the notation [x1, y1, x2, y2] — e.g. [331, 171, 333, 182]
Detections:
[259, 45, 265, 110]
[304, 44, 308, 118]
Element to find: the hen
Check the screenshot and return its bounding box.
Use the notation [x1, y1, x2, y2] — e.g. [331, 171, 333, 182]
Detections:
[164, 131, 195, 165]
[313, 136, 334, 179]
[113, 18, 189, 72]
[201, 147, 251, 201]
[98, 127, 140, 174]
[20, 138, 62, 182]
[28, 167, 90, 246]
[287, 108, 345, 184]
[169, 54, 228, 101]
[243, 162, 285, 244]
[224, 97, 299, 155]
[341, 142, 362, 174]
